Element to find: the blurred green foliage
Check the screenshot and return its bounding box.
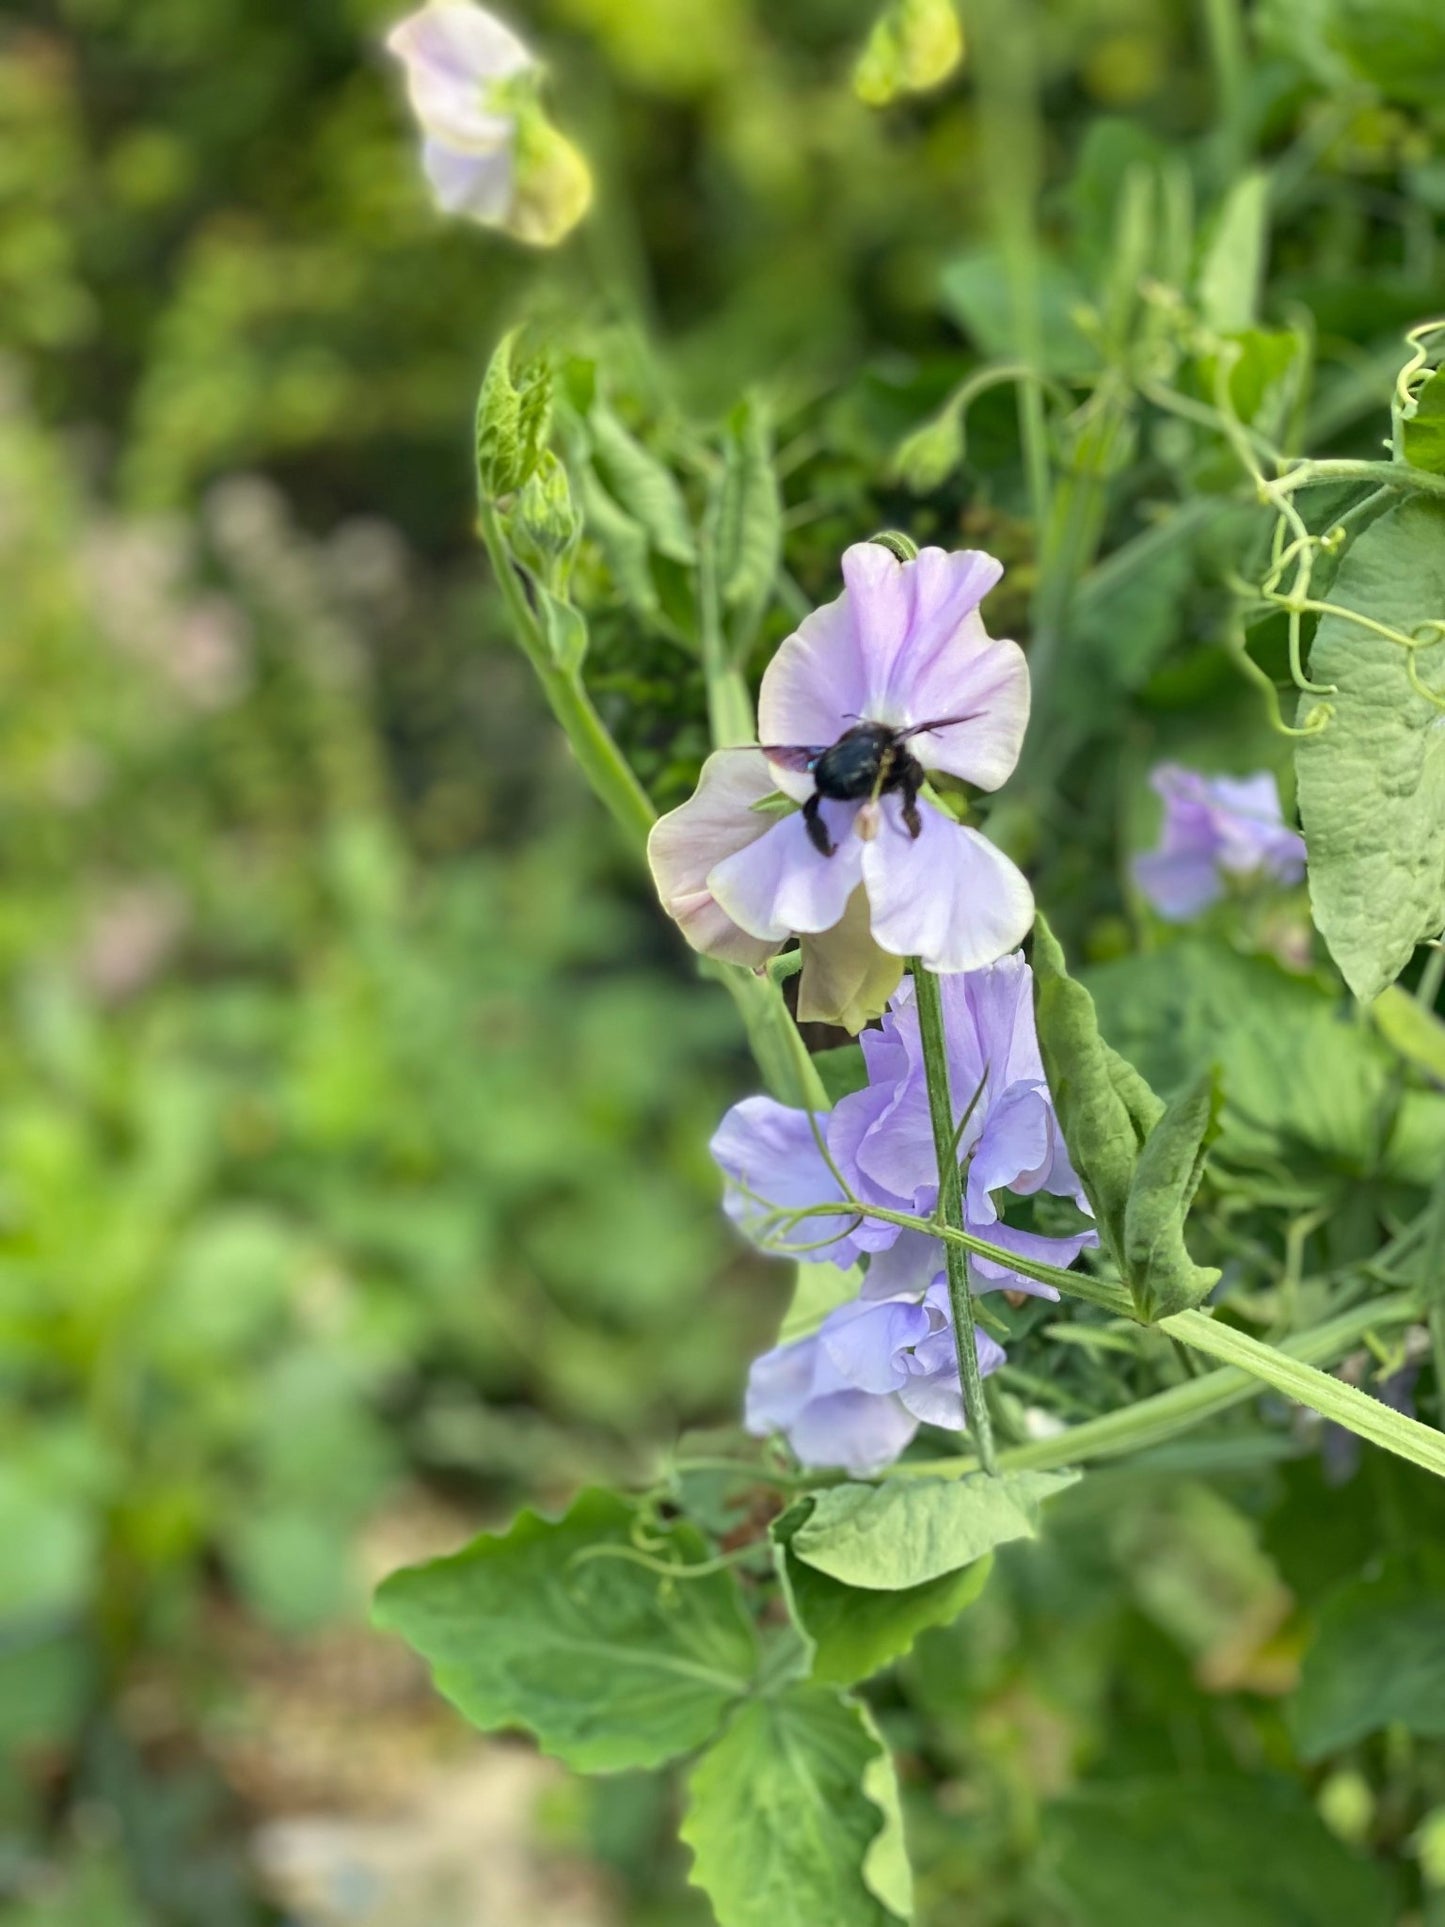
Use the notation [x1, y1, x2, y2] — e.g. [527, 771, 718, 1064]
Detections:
[3, 0, 1445, 1919]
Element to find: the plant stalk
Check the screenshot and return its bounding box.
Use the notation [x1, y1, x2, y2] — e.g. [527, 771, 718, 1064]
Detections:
[477, 499, 655, 849]
[478, 496, 826, 1114]
[910, 961, 999, 1474]
[889, 1296, 1420, 1479]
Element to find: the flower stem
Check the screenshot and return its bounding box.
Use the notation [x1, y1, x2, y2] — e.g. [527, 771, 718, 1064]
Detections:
[885, 1296, 1420, 1480]
[1159, 1306, 1445, 1480]
[477, 495, 825, 1114]
[910, 961, 999, 1474]
[477, 499, 655, 848]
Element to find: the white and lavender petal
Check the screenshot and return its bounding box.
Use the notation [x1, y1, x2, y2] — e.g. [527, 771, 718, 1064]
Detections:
[646, 748, 782, 966]
[708, 801, 864, 942]
[711, 1097, 857, 1257]
[861, 799, 1035, 973]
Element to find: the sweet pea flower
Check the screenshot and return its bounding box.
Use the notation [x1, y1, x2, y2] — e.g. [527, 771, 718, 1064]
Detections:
[647, 746, 904, 1030]
[711, 951, 1095, 1304]
[1132, 764, 1306, 921]
[386, 2, 592, 246]
[648, 542, 1035, 997]
[745, 1280, 1004, 1475]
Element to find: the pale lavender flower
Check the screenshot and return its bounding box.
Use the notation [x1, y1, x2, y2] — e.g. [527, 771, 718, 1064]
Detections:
[711, 951, 1095, 1303]
[386, 2, 591, 245]
[745, 1281, 1004, 1475]
[649, 542, 1034, 985]
[647, 747, 905, 1031]
[1133, 764, 1306, 920]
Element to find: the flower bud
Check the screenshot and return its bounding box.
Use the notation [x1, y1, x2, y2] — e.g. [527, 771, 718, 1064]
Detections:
[507, 451, 582, 587]
[475, 327, 552, 501]
[508, 106, 594, 248]
[853, 0, 964, 107]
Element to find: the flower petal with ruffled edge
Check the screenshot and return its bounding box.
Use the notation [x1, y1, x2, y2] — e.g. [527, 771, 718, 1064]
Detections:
[386, 2, 533, 153]
[647, 748, 781, 968]
[708, 790, 1034, 977]
[818, 1295, 933, 1394]
[859, 796, 1035, 974]
[743, 1328, 920, 1475]
[706, 799, 864, 941]
[710, 1097, 861, 1258]
[758, 543, 1028, 793]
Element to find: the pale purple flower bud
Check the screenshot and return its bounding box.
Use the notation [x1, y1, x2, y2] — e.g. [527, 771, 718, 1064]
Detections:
[1133, 764, 1306, 920]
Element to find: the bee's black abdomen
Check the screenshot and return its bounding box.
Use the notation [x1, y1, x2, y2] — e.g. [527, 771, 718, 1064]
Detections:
[811, 721, 895, 801]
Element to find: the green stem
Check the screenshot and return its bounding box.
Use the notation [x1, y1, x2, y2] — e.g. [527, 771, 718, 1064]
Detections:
[479, 497, 826, 1115]
[1160, 1306, 1445, 1479]
[698, 492, 756, 748]
[770, 1198, 1134, 1317]
[719, 964, 829, 1113]
[970, 0, 1052, 541]
[1416, 1171, 1445, 1426]
[1417, 941, 1445, 1013]
[910, 962, 999, 1474]
[889, 1297, 1418, 1479]
[477, 500, 654, 849]
[1202, 0, 1248, 178]
[1275, 459, 1445, 504]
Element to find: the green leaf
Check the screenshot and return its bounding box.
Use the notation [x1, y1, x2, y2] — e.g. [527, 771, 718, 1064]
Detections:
[779, 1258, 864, 1343]
[681, 1686, 911, 1926]
[1200, 327, 1305, 434]
[1089, 937, 1445, 1199]
[475, 329, 552, 502]
[789, 1470, 1080, 1590]
[773, 1503, 992, 1686]
[1402, 366, 1445, 475]
[578, 463, 661, 620]
[811, 1043, 869, 1105]
[534, 586, 588, 674]
[939, 249, 1095, 377]
[716, 397, 782, 649]
[372, 1488, 755, 1771]
[1067, 510, 1197, 707]
[1198, 171, 1269, 332]
[1295, 497, 1445, 1000]
[1324, 0, 1445, 107]
[1042, 1776, 1395, 1926]
[589, 404, 697, 565]
[1032, 914, 1163, 1275]
[1293, 1555, 1445, 1759]
[1372, 982, 1445, 1081]
[1122, 1068, 1222, 1318]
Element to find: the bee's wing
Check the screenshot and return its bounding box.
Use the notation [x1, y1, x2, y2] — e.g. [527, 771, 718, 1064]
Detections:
[899, 711, 982, 741]
[758, 744, 825, 773]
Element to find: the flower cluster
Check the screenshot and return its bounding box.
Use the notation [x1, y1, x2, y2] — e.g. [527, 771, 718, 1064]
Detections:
[714, 952, 1096, 1472]
[649, 541, 1034, 1028]
[1133, 763, 1306, 921]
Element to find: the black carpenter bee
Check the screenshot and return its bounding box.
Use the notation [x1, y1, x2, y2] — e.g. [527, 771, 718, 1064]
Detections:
[763, 714, 979, 858]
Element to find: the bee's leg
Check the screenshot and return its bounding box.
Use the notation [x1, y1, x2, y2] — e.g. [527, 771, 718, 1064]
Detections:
[803, 792, 835, 857]
[900, 762, 924, 840]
